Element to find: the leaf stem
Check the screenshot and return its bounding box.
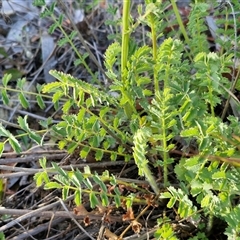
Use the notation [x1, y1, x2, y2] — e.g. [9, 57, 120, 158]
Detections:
[170, 0, 190, 46]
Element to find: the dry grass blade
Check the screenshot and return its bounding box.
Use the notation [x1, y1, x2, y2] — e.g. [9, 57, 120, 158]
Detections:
[58, 0, 108, 81]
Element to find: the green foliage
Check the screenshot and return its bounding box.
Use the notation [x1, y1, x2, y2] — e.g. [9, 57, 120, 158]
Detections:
[165, 186, 200, 220]
[187, 3, 209, 55]
[133, 127, 159, 194]
[155, 217, 178, 240]
[34, 160, 146, 208]
[1, 0, 240, 238]
[0, 232, 5, 240]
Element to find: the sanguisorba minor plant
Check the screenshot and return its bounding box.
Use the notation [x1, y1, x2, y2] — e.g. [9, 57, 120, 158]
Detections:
[1, 0, 240, 238]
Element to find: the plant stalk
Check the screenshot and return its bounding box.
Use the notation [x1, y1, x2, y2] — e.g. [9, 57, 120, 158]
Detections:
[121, 0, 131, 80]
[148, 11, 159, 93]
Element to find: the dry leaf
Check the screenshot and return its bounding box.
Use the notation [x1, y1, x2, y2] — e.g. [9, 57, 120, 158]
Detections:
[104, 228, 118, 240]
[73, 204, 89, 216]
[131, 220, 142, 234]
[96, 204, 107, 214]
[2, 0, 36, 15]
[122, 207, 134, 221]
[99, 0, 108, 9]
[144, 194, 156, 206]
[83, 216, 91, 226]
[74, 204, 92, 226]
[41, 31, 56, 83]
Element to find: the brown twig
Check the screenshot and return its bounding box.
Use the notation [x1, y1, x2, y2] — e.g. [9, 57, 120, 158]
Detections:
[0, 161, 137, 185]
[11, 218, 64, 240]
[59, 198, 96, 240]
[0, 160, 135, 177]
[0, 153, 66, 164]
[0, 105, 60, 124]
[0, 200, 62, 232]
[0, 208, 122, 232]
[0, 150, 66, 157]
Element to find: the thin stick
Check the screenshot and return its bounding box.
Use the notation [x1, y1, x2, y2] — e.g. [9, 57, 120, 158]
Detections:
[221, 0, 239, 119]
[0, 153, 66, 164]
[0, 201, 62, 232]
[11, 218, 64, 240]
[0, 105, 60, 123]
[59, 198, 96, 240]
[0, 208, 123, 232]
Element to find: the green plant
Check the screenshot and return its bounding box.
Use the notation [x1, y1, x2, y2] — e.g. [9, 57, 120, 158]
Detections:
[155, 216, 178, 240]
[0, 232, 5, 240]
[1, 0, 240, 238]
